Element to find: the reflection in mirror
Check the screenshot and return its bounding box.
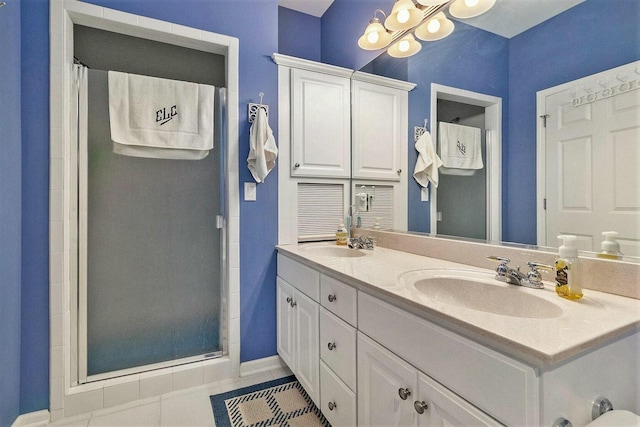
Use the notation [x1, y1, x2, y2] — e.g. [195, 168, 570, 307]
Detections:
[354, 0, 639, 259]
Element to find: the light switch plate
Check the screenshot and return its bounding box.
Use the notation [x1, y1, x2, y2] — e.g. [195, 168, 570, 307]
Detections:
[421, 187, 429, 201]
[244, 182, 256, 201]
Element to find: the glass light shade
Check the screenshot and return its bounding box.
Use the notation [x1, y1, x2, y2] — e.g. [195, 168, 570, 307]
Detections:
[358, 19, 392, 50]
[449, 0, 496, 19]
[416, 0, 449, 6]
[387, 33, 422, 58]
[415, 12, 455, 41]
[384, 0, 423, 31]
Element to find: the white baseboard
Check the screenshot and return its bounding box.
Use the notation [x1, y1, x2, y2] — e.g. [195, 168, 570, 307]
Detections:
[11, 410, 50, 427]
[239, 355, 288, 377]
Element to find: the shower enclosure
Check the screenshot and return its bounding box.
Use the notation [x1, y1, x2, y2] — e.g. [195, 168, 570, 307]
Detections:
[76, 67, 227, 382]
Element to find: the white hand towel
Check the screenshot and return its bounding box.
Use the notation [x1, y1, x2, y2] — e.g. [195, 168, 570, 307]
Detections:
[413, 130, 443, 188]
[108, 71, 214, 160]
[438, 122, 483, 170]
[248, 108, 278, 183]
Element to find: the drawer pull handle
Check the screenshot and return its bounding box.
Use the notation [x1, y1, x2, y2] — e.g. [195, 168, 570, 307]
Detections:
[414, 401, 429, 414]
[328, 401, 337, 411]
[328, 294, 337, 303]
[290, 300, 297, 308]
[327, 342, 336, 351]
[398, 388, 411, 400]
[286, 297, 292, 303]
[397, 169, 402, 174]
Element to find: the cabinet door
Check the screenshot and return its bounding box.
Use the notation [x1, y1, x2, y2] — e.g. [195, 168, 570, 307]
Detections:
[276, 278, 295, 371]
[415, 372, 503, 427]
[291, 68, 351, 178]
[358, 332, 417, 427]
[352, 80, 407, 181]
[295, 289, 320, 407]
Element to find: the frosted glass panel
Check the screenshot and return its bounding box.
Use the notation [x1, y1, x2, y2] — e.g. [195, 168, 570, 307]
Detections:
[86, 70, 222, 376]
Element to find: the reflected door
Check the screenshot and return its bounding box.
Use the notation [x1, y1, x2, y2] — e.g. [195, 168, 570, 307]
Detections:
[544, 77, 640, 256]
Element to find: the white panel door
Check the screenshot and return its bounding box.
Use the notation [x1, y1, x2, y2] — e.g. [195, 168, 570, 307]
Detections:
[357, 332, 417, 427]
[544, 80, 640, 255]
[291, 68, 351, 178]
[295, 289, 320, 407]
[415, 372, 503, 427]
[276, 278, 295, 371]
[352, 80, 407, 181]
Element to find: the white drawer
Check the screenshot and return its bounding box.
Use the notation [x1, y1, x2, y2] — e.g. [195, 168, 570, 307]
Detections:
[277, 254, 320, 302]
[320, 308, 356, 391]
[320, 360, 357, 427]
[320, 274, 357, 326]
[358, 291, 537, 427]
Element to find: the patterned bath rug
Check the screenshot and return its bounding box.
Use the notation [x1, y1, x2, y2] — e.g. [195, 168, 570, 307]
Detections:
[210, 375, 330, 427]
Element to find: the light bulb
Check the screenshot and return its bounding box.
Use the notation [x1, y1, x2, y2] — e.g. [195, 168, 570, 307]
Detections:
[427, 18, 441, 33]
[367, 31, 379, 44]
[465, 0, 479, 7]
[399, 40, 410, 52]
[396, 8, 410, 24]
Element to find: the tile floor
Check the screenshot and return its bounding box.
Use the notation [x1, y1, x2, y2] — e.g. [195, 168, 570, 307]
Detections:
[48, 368, 293, 427]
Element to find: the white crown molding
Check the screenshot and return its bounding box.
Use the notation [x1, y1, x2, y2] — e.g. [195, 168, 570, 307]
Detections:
[272, 53, 353, 78]
[351, 71, 416, 91]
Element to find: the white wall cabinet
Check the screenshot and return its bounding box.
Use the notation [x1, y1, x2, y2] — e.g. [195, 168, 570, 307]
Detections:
[352, 79, 408, 181]
[291, 68, 351, 178]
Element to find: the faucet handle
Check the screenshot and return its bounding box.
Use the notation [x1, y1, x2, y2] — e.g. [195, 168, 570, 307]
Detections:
[487, 255, 510, 264]
[526, 262, 554, 286]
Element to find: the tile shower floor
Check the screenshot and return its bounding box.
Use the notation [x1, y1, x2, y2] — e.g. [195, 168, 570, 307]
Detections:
[48, 368, 293, 427]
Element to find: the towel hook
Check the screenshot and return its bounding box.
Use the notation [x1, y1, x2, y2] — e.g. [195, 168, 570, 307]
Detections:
[259, 92, 265, 105]
[248, 93, 269, 123]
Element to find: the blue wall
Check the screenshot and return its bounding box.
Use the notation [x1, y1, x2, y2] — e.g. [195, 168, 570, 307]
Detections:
[20, 0, 50, 414]
[0, 1, 23, 424]
[279, 7, 321, 62]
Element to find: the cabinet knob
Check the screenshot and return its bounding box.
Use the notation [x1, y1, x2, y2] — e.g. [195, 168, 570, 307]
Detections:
[294, 162, 300, 168]
[328, 294, 337, 303]
[327, 342, 336, 351]
[397, 169, 402, 174]
[328, 401, 337, 411]
[398, 388, 412, 400]
[414, 401, 429, 414]
[552, 418, 573, 427]
[290, 300, 297, 308]
[286, 297, 292, 304]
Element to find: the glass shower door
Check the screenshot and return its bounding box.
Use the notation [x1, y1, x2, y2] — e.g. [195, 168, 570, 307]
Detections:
[80, 69, 224, 380]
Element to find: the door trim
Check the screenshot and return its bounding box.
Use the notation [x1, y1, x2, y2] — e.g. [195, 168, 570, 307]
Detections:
[430, 84, 502, 242]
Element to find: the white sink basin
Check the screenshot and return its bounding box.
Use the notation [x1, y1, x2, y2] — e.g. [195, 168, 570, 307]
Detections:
[399, 269, 563, 319]
[301, 245, 368, 258]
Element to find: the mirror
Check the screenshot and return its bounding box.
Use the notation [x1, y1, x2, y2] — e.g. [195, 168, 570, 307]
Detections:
[351, 0, 639, 259]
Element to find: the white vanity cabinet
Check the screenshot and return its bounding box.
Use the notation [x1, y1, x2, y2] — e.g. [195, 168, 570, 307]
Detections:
[291, 68, 351, 178]
[276, 256, 320, 406]
[351, 75, 413, 181]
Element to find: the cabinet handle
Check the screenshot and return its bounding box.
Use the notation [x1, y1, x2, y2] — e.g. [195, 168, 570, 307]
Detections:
[398, 388, 411, 400]
[294, 162, 300, 168]
[328, 401, 337, 411]
[286, 297, 292, 304]
[290, 300, 297, 308]
[414, 401, 429, 414]
[327, 342, 336, 351]
[397, 169, 402, 174]
[328, 294, 337, 303]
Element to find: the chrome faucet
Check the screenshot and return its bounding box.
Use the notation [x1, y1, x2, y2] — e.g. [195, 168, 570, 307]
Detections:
[487, 256, 553, 289]
[348, 235, 376, 250]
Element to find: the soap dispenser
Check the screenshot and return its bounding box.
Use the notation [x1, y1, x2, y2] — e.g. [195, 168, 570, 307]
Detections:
[598, 231, 623, 260]
[555, 235, 583, 300]
[336, 222, 348, 246]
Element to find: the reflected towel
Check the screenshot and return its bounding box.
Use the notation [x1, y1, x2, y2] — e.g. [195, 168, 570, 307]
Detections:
[108, 71, 214, 160]
[248, 108, 278, 183]
[438, 122, 483, 170]
[413, 131, 443, 188]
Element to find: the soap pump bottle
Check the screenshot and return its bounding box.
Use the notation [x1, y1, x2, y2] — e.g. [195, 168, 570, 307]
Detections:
[336, 222, 348, 246]
[555, 235, 583, 300]
[598, 231, 623, 260]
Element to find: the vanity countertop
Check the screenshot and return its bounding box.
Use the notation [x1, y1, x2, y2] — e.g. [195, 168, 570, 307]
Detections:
[276, 242, 640, 366]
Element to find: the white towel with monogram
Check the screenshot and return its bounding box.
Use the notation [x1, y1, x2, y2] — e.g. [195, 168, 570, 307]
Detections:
[108, 71, 214, 160]
[438, 122, 483, 170]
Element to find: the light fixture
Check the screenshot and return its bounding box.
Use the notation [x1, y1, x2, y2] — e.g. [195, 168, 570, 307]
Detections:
[388, 33, 422, 58]
[449, 0, 496, 19]
[415, 12, 454, 41]
[416, 0, 449, 5]
[384, 0, 423, 32]
[358, 10, 392, 50]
